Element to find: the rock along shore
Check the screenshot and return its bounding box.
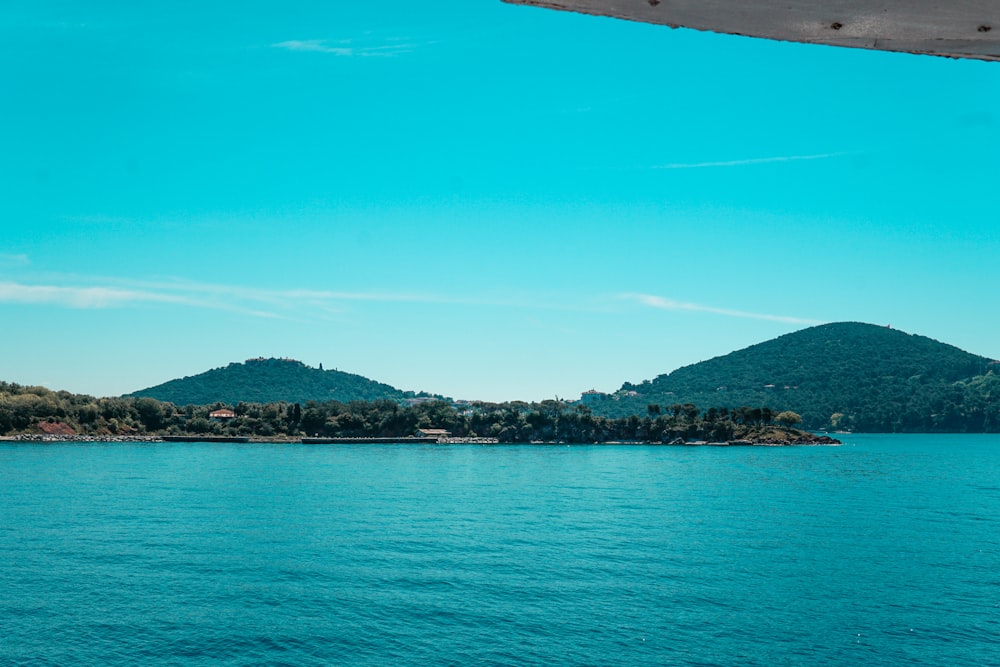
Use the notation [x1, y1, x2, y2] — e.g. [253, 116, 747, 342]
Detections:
[0, 434, 164, 443]
[1, 434, 838, 445]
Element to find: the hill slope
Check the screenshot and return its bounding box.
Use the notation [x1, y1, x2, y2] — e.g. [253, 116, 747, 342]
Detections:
[596, 322, 1000, 432]
[127, 358, 411, 405]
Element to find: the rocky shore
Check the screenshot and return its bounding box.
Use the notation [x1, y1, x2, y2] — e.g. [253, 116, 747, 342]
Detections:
[2, 433, 838, 445]
[751, 434, 841, 446]
[440, 437, 501, 444]
[0, 434, 164, 443]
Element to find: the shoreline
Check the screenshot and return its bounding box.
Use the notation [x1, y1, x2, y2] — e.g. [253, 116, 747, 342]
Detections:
[0, 434, 839, 446]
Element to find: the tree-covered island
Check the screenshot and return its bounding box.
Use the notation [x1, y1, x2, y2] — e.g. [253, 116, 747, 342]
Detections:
[0, 384, 834, 445]
[6, 322, 999, 443]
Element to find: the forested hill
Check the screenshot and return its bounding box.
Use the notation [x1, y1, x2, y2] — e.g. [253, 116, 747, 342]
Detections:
[127, 358, 412, 405]
[595, 322, 1000, 432]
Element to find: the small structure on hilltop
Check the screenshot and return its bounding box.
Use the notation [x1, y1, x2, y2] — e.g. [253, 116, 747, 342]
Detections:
[580, 389, 608, 405]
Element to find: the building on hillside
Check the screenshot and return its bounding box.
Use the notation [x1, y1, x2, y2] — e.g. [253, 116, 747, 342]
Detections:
[580, 389, 608, 405]
[404, 397, 439, 407]
[209, 409, 236, 421]
[416, 428, 451, 441]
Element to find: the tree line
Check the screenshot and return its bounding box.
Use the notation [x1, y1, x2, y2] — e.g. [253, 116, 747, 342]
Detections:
[0, 382, 805, 443]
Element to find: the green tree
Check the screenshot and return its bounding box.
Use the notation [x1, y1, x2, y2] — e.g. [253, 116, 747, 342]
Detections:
[761, 407, 774, 425]
[135, 397, 165, 431]
[775, 411, 803, 428]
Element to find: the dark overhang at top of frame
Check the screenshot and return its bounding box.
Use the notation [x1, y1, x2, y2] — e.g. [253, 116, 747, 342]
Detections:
[502, 0, 1000, 61]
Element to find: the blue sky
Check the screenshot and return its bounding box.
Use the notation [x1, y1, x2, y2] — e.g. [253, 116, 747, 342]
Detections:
[2, 0, 998, 401]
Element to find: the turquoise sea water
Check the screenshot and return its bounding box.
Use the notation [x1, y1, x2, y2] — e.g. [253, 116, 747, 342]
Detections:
[2, 435, 999, 665]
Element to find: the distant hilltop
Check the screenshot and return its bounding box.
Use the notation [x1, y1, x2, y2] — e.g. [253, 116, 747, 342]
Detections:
[587, 322, 1000, 433]
[126, 357, 435, 406]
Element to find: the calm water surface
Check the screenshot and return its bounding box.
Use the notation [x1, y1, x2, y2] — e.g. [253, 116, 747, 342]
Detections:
[2, 435, 999, 665]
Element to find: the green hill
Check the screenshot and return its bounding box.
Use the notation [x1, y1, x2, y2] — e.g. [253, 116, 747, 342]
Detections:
[593, 322, 1000, 432]
[127, 357, 412, 405]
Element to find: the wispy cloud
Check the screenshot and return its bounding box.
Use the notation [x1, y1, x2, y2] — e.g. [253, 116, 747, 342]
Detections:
[622, 293, 824, 325]
[0, 281, 283, 318]
[130, 278, 441, 307]
[0, 277, 452, 320]
[0, 253, 30, 267]
[273, 38, 422, 57]
[0, 282, 180, 309]
[652, 152, 848, 170]
[58, 214, 134, 225]
[0, 274, 604, 322]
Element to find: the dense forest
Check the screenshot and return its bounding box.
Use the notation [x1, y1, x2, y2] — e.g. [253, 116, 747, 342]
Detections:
[127, 357, 427, 405]
[0, 381, 818, 444]
[595, 322, 1000, 432]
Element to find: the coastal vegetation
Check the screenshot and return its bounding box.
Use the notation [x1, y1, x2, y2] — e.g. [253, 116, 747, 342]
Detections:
[0, 382, 824, 444]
